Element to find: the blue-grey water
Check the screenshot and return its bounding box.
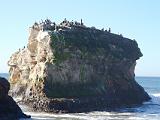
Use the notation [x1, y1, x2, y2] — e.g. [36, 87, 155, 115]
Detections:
[0, 73, 9, 79]
[0, 73, 160, 120]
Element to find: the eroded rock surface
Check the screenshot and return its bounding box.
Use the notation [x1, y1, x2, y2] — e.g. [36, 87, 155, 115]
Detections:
[8, 19, 150, 112]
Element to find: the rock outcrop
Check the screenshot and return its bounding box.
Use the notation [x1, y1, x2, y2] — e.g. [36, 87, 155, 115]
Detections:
[0, 77, 30, 119]
[8, 19, 150, 113]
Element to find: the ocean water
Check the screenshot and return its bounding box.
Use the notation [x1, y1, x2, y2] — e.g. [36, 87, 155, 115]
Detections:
[0, 74, 160, 120]
[0, 73, 9, 80]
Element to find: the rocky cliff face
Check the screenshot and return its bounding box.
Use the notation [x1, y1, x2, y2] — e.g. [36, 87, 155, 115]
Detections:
[8, 19, 150, 112]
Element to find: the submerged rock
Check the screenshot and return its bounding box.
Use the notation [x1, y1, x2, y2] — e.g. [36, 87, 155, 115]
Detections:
[0, 77, 30, 119]
[8, 19, 150, 113]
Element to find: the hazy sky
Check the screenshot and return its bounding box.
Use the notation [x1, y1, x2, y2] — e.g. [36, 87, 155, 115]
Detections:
[0, 0, 159, 76]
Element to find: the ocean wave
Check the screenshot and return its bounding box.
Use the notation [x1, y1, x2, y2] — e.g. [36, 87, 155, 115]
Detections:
[20, 111, 160, 120]
[152, 93, 160, 97]
[19, 109, 160, 120]
[18, 94, 160, 120]
[21, 111, 136, 120]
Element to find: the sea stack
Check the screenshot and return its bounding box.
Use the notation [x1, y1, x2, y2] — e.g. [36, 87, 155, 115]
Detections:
[8, 19, 150, 112]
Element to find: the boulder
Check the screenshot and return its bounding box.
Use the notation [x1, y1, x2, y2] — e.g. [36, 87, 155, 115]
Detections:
[0, 77, 30, 119]
[8, 19, 151, 113]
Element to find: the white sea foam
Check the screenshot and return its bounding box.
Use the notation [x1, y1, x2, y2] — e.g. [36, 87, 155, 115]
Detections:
[17, 93, 160, 120]
[19, 99, 160, 120]
[152, 93, 160, 97]
[14, 97, 23, 102]
[20, 111, 152, 120]
[19, 109, 160, 120]
[18, 93, 160, 120]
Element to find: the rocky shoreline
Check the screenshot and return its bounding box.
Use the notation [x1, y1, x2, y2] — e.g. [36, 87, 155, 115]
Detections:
[8, 19, 150, 113]
[0, 77, 30, 120]
[21, 92, 150, 113]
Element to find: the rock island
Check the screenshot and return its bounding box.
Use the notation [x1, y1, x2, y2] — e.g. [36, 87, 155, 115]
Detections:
[8, 19, 150, 113]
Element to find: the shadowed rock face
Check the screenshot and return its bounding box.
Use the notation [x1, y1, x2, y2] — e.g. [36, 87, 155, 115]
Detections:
[0, 77, 30, 119]
[8, 19, 150, 112]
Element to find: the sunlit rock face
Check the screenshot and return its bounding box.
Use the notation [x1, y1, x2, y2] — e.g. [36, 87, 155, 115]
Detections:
[8, 19, 150, 112]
